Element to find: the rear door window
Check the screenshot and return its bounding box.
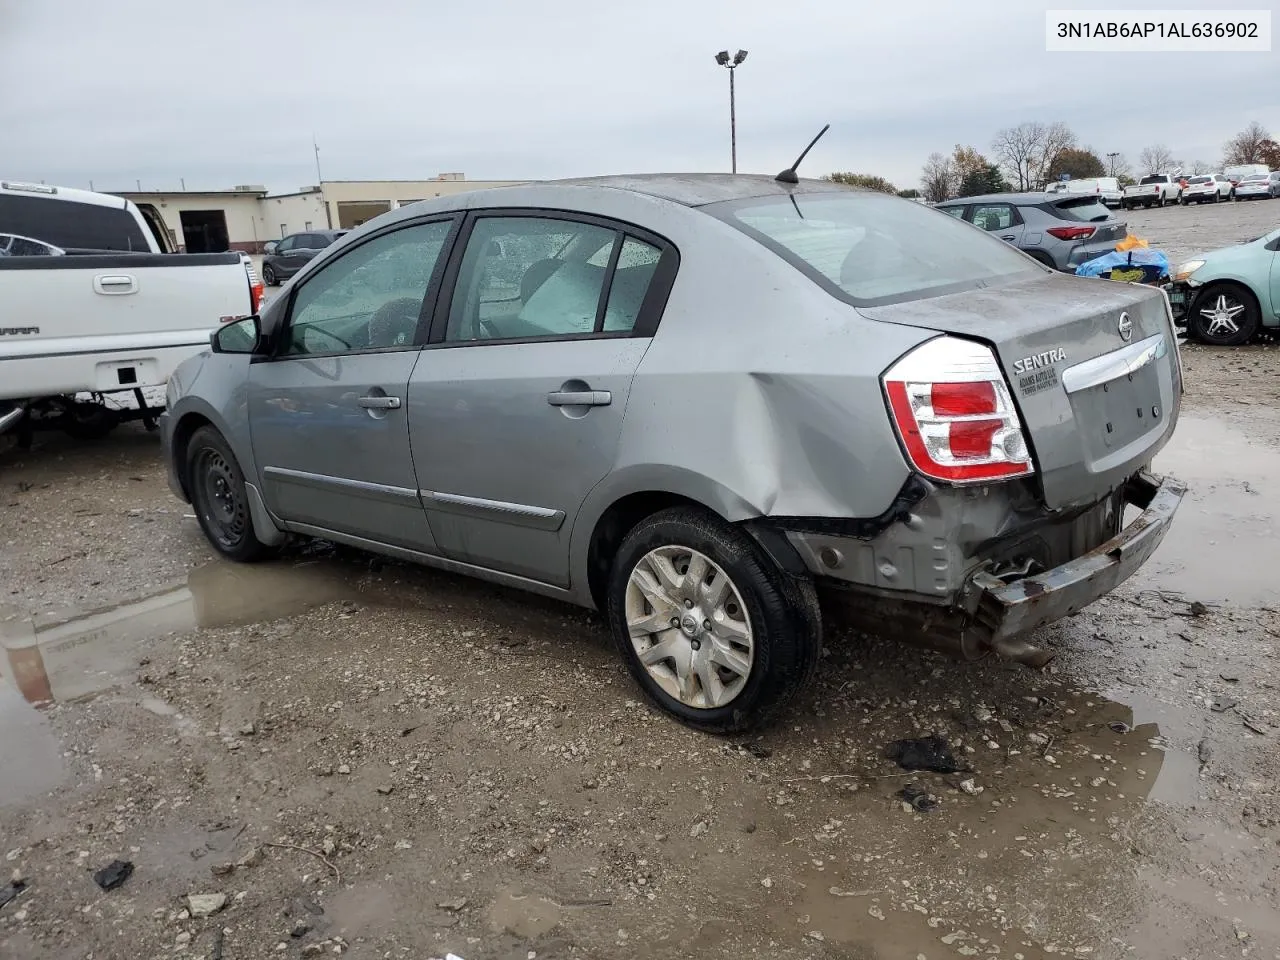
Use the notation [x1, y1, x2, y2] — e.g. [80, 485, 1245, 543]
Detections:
[969, 204, 1018, 231]
[0, 193, 149, 251]
[711, 192, 1039, 307]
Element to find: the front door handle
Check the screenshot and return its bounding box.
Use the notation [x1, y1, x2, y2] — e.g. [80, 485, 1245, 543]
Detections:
[358, 395, 401, 410]
[1001, 235, 1016, 241]
[547, 390, 611, 407]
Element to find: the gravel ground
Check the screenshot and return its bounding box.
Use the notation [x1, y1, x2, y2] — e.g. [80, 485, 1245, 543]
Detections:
[2, 202, 1279, 960]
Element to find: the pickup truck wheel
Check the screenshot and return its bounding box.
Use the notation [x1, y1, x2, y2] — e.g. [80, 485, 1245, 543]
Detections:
[1188, 283, 1260, 347]
[607, 506, 821, 734]
[262, 263, 278, 286]
[186, 425, 272, 562]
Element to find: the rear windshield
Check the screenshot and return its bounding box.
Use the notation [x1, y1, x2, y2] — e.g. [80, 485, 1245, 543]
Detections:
[1050, 196, 1113, 222]
[1189, 176, 1212, 184]
[1139, 175, 1166, 185]
[0, 193, 150, 251]
[709, 192, 1040, 307]
[1241, 175, 1268, 182]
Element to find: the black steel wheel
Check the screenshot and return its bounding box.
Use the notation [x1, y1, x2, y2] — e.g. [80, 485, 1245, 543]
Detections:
[186, 425, 271, 561]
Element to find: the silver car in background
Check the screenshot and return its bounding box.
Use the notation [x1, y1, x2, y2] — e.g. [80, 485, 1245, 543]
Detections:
[934, 192, 1127, 271]
[161, 175, 1184, 732]
[1234, 173, 1278, 200]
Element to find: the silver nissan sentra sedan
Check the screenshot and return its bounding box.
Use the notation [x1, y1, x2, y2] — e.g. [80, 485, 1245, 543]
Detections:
[161, 173, 1186, 733]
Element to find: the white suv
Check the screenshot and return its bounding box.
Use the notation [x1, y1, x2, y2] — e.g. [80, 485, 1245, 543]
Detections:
[1181, 174, 1232, 204]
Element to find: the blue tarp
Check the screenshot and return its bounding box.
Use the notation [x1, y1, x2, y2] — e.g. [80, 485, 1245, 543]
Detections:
[1074, 248, 1169, 278]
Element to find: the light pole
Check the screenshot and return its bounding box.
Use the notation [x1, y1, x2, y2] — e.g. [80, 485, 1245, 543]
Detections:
[715, 49, 748, 173]
[1106, 151, 1120, 177]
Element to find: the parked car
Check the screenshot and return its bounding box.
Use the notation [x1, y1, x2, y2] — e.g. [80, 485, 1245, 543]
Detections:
[0, 232, 65, 256]
[261, 230, 348, 286]
[0, 180, 261, 440]
[1180, 174, 1233, 204]
[1167, 227, 1280, 345]
[935, 192, 1127, 271]
[160, 174, 1185, 732]
[1122, 174, 1182, 209]
[1233, 174, 1271, 200]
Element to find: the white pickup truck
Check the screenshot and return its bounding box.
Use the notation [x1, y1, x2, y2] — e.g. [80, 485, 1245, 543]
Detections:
[1121, 174, 1183, 210]
[0, 181, 261, 441]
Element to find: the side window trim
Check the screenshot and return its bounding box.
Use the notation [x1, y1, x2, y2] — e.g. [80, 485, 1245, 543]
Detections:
[262, 214, 461, 363]
[424, 207, 680, 348]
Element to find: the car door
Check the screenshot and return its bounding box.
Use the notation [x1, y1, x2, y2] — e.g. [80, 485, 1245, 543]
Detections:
[967, 203, 1024, 247]
[408, 211, 676, 587]
[248, 215, 460, 549]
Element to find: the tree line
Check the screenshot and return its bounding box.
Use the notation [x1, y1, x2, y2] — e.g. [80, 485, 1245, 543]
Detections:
[825, 120, 1280, 202]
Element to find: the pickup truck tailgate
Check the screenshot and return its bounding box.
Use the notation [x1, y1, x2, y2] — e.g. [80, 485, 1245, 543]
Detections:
[860, 272, 1182, 509]
[0, 252, 251, 397]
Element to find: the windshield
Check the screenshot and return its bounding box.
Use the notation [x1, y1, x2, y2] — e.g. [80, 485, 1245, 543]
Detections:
[1139, 175, 1165, 185]
[1189, 176, 1212, 184]
[710, 192, 1040, 306]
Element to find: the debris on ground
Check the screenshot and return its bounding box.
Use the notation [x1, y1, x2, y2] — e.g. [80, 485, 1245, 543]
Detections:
[1189, 601, 1210, 617]
[1108, 721, 1131, 734]
[0, 878, 27, 910]
[956, 778, 984, 796]
[1211, 698, 1238, 713]
[188, 893, 227, 917]
[898, 783, 940, 812]
[885, 735, 965, 773]
[92, 859, 133, 891]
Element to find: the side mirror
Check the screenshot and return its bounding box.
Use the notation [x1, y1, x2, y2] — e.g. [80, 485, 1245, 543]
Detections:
[263, 241, 278, 256]
[210, 315, 261, 355]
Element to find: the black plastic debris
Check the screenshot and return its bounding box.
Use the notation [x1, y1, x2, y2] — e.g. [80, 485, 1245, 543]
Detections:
[93, 859, 134, 891]
[1188, 601, 1209, 617]
[898, 783, 939, 812]
[1108, 721, 1131, 734]
[885, 735, 964, 773]
[0, 879, 27, 910]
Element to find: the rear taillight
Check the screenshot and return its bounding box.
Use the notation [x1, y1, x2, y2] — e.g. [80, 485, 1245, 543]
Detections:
[244, 260, 264, 313]
[882, 337, 1034, 484]
[1046, 225, 1096, 241]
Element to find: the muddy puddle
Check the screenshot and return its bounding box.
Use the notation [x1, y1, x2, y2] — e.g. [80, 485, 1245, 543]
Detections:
[1141, 413, 1280, 606]
[0, 558, 363, 806]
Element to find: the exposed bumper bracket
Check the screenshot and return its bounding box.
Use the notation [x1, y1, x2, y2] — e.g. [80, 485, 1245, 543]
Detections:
[970, 471, 1186, 647]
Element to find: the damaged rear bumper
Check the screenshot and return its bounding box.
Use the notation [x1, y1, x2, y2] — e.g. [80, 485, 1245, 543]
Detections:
[968, 471, 1186, 646]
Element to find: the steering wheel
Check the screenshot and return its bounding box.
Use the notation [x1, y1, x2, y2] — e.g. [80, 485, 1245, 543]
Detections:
[367, 297, 422, 348]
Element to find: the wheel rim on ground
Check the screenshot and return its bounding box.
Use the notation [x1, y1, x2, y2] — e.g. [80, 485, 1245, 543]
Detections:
[624, 545, 755, 710]
[1198, 293, 1248, 340]
[195, 448, 248, 550]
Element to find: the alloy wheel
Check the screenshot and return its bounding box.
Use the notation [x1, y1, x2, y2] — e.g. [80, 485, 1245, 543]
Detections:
[624, 546, 754, 709]
[1199, 293, 1247, 338]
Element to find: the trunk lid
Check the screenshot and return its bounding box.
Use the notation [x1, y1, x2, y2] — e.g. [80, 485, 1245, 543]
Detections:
[860, 273, 1182, 509]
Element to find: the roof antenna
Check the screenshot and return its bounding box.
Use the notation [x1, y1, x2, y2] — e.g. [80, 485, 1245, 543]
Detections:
[775, 124, 830, 184]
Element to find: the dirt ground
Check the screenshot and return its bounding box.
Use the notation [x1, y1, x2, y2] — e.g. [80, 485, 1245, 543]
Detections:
[2, 203, 1280, 960]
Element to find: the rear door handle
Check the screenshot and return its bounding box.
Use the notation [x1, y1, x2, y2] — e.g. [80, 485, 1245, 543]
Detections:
[358, 395, 401, 410]
[547, 390, 611, 407]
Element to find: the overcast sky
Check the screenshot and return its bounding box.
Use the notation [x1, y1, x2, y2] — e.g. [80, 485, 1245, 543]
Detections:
[2, 0, 1275, 194]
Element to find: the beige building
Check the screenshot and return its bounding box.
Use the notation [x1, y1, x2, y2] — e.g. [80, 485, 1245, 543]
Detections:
[115, 174, 525, 253]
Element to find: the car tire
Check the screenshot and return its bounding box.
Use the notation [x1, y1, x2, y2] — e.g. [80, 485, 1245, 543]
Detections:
[185, 425, 273, 562]
[1187, 283, 1261, 347]
[262, 263, 278, 286]
[606, 506, 821, 734]
[1025, 250, 1056, 270]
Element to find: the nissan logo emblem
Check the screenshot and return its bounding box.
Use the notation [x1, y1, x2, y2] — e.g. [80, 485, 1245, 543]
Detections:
[1117, 312, 1133, 342]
